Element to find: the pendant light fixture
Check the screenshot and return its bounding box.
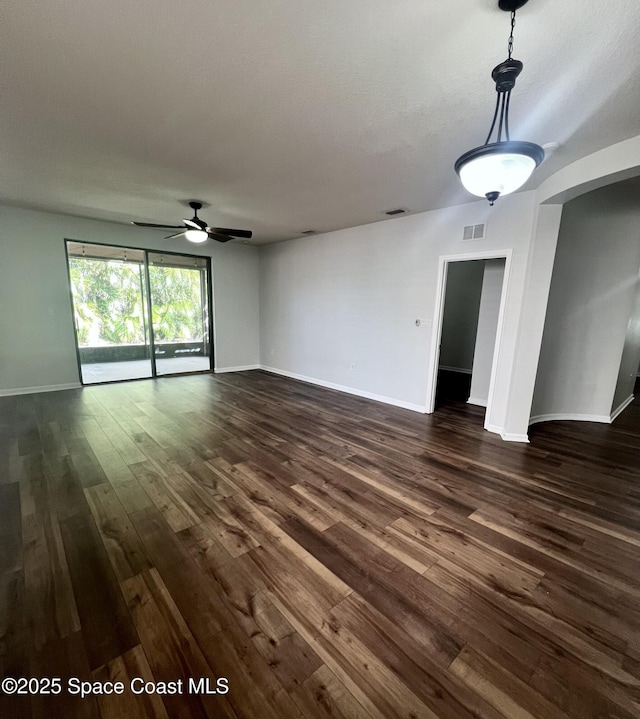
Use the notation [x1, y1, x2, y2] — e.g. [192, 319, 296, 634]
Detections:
[455, 0, 544, 205]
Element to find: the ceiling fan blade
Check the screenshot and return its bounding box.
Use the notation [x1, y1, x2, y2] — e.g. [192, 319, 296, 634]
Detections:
[165, 231, 187, 240]
[207, 227, 253, 239]
[184, 218, 208, 230]
[132, 222, 187, 229]
[208, 232, 234, 243]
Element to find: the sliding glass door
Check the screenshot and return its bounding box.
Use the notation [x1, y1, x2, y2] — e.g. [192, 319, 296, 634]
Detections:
[65, 241, 212, 385]
[148, 252, 211, 376]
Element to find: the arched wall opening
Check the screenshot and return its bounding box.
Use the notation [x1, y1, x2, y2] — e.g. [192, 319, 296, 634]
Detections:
[530, 178, 640, 425]
[500, 135, 640, 441]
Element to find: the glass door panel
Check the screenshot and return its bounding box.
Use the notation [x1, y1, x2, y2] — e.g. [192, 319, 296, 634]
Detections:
[147, 253, 211, 376]
[66, 242, 152, 384]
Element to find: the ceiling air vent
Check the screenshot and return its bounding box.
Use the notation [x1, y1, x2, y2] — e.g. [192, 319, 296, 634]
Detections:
[462, 223, 486, 241]
[384, 208, 407, 216]
[300, 230, 316, 235]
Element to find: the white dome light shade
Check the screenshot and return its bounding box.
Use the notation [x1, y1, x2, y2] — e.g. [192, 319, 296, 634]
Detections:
[458, 152, 535, 197]
[455, 141, 544, 202]
[185, 229, 208, 243]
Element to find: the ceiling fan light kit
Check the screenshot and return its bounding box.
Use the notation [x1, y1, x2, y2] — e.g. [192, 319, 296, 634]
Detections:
[184, 229, 209, 243]
[455, 0, 544, 205]
[131, 201, 252, 244]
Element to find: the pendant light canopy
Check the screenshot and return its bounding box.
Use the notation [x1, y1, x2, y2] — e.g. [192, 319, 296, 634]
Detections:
[455, 0, 544, 205]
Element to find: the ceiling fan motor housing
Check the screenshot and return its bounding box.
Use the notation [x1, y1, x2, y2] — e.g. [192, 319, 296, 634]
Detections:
[188, 201, 207, 228]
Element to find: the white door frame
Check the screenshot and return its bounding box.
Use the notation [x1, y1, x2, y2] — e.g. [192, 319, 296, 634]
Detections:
[425, 249, 513, 431]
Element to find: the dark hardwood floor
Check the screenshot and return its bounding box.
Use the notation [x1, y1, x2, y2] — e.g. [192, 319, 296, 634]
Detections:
[1, 370, 639, 718]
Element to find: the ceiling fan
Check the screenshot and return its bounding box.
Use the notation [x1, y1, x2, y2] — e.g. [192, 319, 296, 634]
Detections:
[132, 201, 252, 244]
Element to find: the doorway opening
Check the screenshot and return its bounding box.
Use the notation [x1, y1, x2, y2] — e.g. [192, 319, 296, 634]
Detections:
[426, 251, 510, 427]
[65, 241, 213, 385]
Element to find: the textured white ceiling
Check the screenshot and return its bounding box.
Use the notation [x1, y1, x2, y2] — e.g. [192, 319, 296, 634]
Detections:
[2, 0, 639, 244]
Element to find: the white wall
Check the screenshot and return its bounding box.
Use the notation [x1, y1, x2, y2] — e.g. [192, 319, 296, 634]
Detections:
[469, 259, 505, 407]
[0, 205, 260, 394]
[439, 260, 484, 373]
[260, 191, 537, 430]
[531, 182, 640, 422]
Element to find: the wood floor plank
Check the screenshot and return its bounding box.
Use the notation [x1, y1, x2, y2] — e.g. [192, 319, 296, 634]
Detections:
[224, 460, 338, 531]
[201, 619, 305, 719]
[0, 484, 31, 716]
[227, 493, 352, 607]
[59, 512, 139, 670]
[29, 631, 99, 719]
[91, 645, 170, 719]
[283, 518, 463, 668]
[97, 450, 154, 514]
[177, 522, 235, 573]
[129, 461, 200, 532]
[0, 482, 23, 577]
[121, 568, 235, 719]
[179, 529, 270, 637]
[425, 557, 635, 684]
[530, 650, 640, 718]
[290, 664, 375, 719]
[449, 644, 571, 719]
[44, 454, 91, 522]
[21, 462, 81, 650]
[269, 587, 439, 719]
[129, 506, 233, 638]
[68, 445, 110, 489]
[250, 599, 323, 690]
[84, 482, 153, 582]
[390, 513, 544, 595]
[332, 592, 506, 719]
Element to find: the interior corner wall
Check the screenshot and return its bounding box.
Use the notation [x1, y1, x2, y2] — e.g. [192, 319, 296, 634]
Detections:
[612, 270, 640, 413]
[469, 258, 506, 406]
[259, 190, 538, 426]
[531, 183, 640, 422]
[0, 205, 260, 394]
[438, 260, 484, 373]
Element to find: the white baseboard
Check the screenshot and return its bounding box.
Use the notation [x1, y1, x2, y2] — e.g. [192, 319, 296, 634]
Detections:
[610, 394, 634, 422]
[529, 412, 611, 426]
[0, 382, 82, 397]
[500, 431, 530, 443]
[438, 365, 472, 375]
[528, 396, 634, 428]
[214, 364, 261, 374]
[483, 422, 529, 443]
[259, 365, 426, 413]
[467, 397, 488, 407]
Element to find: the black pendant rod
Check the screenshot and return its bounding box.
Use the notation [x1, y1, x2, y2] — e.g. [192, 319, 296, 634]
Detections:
[496, 92, 506, 143]
[504, 90, 512, 141]
[484, 93, 502, 146]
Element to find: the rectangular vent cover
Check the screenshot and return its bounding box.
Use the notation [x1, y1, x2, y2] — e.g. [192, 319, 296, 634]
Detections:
[385, 208, 407, 216]
[462, 223, 486, 241]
